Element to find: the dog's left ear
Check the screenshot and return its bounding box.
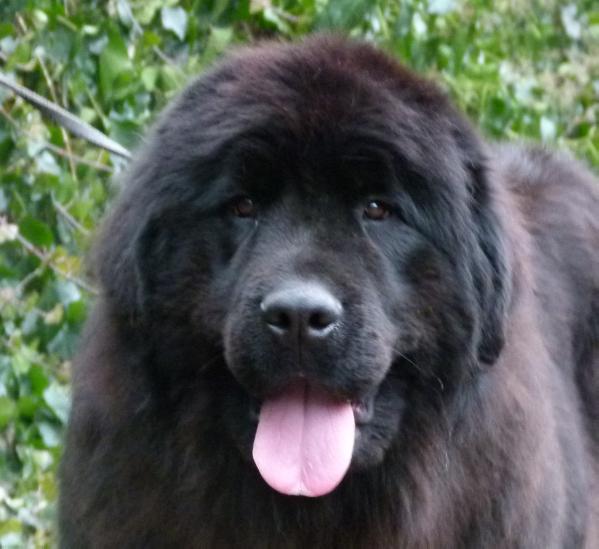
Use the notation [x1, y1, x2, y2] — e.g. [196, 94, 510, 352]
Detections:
[453, 122, 511, 365]
[470, 163, 511, 365]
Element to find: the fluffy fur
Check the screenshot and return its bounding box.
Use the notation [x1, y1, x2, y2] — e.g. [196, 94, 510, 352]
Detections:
[59, 36, 599, 548]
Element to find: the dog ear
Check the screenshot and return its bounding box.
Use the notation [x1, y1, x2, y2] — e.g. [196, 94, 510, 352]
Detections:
[93, 205, 150, 318]
[469, 162, 512, 365]
[450, 118, 512, 366]
[92, 158, 160, 319]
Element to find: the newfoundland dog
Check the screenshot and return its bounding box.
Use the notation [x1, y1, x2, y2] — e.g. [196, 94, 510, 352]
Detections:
[59, 36, 599, 547]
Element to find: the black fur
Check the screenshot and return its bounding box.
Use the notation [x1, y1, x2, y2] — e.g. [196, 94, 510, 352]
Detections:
[59, 36, 599, 548]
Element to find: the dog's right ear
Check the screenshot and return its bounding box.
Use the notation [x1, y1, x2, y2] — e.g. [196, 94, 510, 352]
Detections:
[92, 159, 159, 319]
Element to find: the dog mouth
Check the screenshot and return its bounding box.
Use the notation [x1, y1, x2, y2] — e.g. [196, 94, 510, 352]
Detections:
[249, 393, 375, 425]
[247, 381, 377, 498]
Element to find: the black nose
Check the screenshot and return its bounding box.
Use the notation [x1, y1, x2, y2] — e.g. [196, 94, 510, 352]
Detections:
[261, 282, 342, 339]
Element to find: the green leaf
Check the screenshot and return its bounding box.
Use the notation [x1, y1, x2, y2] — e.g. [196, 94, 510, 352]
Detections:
[561, 5, 582, 40]
[18, 395, 39, 419]
[262, 8, 292, 34]
[98, 27, 132, 99]
[0, 188, 7, 212]
[19, 216, 54, 247]
[0, 220, 18, 243]
[0, 22, 14, 39]
[540, 116, 557, 141]
[29, 365, 50, 395]
[428, 0, 456, 15]
[315, 0, 371, 30]
[47, 326, 79, 361]
[0, 130, 15, 163]
[38, 421, 62, 447]
[55, 280, 82, 306]
[109, 119, 143, 150]
[35, 150, 61, 175]
[66, 299, 87, 325]
[43, 383, 70, 424]
[135, 0, 163, 25]
[141, 66, 159, 91]
[10, 41, 31, 64]
[11, 344, 42, 376]
[202, 26, 234, 64]
[159, 65, 185, 93]
[161, 6, 188, 40]
[0, 518, 22, 539]
[0, 396, 16, 428]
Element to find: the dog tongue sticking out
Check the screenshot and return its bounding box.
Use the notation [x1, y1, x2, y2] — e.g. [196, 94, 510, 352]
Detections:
[252, 381, 355, 497]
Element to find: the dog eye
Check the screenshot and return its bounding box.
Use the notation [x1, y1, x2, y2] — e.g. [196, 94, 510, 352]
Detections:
[230, 197, 256, 218]
[364, 201, 390, 220]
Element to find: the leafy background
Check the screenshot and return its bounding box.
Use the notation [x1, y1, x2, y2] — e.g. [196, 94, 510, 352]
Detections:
[0, 0, 597, 546]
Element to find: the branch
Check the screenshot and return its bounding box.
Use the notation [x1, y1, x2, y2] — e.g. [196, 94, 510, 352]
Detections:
[11, 229, 97, 295]
[0, 106, 114, 172]
[36, 53, 78, 182]
[52, 198, 91, 236]
[0, 72, 131, 159]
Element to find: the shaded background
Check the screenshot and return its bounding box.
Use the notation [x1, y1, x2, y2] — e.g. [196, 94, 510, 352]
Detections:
[0, 0, 597, 546]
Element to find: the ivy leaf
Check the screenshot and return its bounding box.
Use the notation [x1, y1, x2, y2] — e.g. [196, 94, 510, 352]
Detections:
[428, 0, 456, 15]
[161, 7, 188, 40]
[0, 220, 18, 243]
[19, 216, 54, 247]
[99, 27, 132, 99]
[0, 396, 16, 428]
[540, 116, 557, 141]
[43, 383, 71, 424]
[561, 5, 582, 40]
[38, 421, 62, 447]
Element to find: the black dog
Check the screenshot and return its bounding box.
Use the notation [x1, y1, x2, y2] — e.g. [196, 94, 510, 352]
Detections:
[59, 36, 599, 547]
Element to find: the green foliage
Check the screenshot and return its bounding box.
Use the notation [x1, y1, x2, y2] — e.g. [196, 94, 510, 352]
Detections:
[0, 0, 597, 545]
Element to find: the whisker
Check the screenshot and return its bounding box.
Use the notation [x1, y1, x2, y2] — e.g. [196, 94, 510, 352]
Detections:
[198, 352, 225, 372]
[392, 347, 423, 372]
[393, 347, 445, 392]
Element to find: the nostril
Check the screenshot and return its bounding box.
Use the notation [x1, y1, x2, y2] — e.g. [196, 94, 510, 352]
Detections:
[263, 306, 291, 330]
[261, 282, 343, 339]
[309, 309, 338, 331]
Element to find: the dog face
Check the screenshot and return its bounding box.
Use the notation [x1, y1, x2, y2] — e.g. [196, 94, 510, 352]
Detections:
[96, 37, 509, 495]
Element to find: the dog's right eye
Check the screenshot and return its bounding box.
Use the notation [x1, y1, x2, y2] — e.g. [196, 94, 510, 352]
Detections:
[230, 197, 256, 218]
[364, 201, 391, 221]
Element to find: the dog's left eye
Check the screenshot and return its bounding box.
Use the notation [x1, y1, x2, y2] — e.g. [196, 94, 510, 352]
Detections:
[364, 201, 390, 221]
[230, 197, 256, 218]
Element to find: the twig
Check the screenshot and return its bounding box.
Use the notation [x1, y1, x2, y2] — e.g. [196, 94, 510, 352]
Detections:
[272, 7, 301, 23]
[36, 53, 78, 182]
[0, 105, 18, 126]
[84, 88, 109, 129]
[120, 0, 173, 66]
[14, 231, 96, 294]
[52, 198, 90, 236]
[153, 46, 175, 65]
[57, 15, 76, 31]
[15, 14, 28, 35]
[14, 264, 45, 295]
[0, 73, 131, 158]
[42, 140, 114, 172]
[0, 106, 114, 172]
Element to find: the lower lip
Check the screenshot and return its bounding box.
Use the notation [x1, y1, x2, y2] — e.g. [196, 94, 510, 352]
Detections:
[351, 401, 373, 424]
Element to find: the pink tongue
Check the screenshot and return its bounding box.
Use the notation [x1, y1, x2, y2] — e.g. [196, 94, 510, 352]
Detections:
[252, 381, 355, 497]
